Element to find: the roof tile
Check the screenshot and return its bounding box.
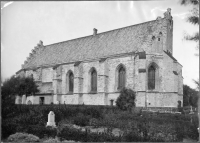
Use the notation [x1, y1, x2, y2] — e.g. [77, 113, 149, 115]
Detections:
[24, 19, 160, 69]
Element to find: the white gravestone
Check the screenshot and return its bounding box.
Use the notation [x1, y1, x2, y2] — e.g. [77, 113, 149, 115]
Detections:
[15, 95, 20, 104]
[46, 111, 56, 127]
[22, 95, 26, 104]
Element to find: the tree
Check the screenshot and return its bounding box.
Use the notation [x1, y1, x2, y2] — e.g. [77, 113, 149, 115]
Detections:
[183, 84, 198, 107]
[180, 0, 199, 56]
[1, 75, 39, 105]
[193, 79, 199, 91]
[116, 87, 136, 111]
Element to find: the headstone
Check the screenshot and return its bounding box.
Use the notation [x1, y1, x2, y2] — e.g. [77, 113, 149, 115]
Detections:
[15, 95, 20, 104]
[46, 111, 56, 127]
[22, 95, 26, 104]
[189, 106, 194, 114]
[56, 101, 59, 104]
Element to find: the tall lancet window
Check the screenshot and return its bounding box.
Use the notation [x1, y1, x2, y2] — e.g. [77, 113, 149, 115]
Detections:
[118, 66, 126, 90]
[69, 72, 74, 92]
[91, 69, 97, 92]
[148, 66, 156, 90]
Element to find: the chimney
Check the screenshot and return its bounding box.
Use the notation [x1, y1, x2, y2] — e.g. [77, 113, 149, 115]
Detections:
[93, 28, 97, 36]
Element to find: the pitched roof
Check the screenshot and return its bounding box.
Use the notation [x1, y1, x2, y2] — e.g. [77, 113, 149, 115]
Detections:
[164, 50, 177, 61]
[23, 19, 160, 69]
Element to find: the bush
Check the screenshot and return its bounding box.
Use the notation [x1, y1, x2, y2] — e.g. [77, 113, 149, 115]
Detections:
[57, 126, 120, 142]
[73, 113, 90, 126]
[89, 118, 99, 127]
[116, 88, 136, 111]
[1, 121, 18, 139]
[16, 125, 57, 139]
[43, 138, 61, 143]
[2, 104, 199, 141]
[7, 132, 39, 142]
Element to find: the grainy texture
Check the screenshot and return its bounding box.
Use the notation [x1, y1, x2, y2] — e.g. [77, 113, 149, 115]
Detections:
[16, 9, 183, 107]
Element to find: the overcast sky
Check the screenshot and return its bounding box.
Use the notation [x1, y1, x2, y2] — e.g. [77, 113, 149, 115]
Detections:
[1, 1, 199, 89]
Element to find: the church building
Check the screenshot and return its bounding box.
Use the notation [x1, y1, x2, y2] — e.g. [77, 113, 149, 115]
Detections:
[16, 8, 183, 107]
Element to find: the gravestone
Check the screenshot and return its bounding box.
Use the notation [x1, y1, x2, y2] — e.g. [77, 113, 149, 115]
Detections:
[22, 95, 26, 104]
[46, 111, 56, 127]
[15, 95, 21, 104]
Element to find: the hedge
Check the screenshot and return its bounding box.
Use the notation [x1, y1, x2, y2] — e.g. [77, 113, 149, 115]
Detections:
[2, 104, 199, 141]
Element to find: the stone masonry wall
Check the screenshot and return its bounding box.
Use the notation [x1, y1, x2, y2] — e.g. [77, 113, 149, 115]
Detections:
[17, 9, 182, 107]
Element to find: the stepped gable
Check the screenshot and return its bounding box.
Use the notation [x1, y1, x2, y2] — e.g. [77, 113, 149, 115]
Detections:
[23, 19, 160, 69]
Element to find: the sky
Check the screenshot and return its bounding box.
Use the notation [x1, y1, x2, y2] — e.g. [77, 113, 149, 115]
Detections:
[1, 1, 199, 89]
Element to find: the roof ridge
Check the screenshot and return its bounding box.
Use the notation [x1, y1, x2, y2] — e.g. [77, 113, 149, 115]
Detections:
[44, 19, 159, 47]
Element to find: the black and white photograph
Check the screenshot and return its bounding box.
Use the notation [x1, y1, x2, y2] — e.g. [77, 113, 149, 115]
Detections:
[1, 0, 199, 142]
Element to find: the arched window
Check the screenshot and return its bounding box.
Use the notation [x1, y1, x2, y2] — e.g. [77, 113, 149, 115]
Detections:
[118, 66, 126, 90]
[69, 72, 74, 92]
[148, 66, 156, 90]
[91, 69, 97, 92]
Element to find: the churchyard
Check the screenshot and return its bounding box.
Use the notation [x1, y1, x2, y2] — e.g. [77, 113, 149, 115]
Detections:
[2, 104, 199, 142]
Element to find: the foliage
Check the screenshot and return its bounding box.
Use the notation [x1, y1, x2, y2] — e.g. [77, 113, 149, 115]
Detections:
[57, 126, 121, 142]
[43, 138, 61, 143]
[72, 113, 91, 126]
[1, 75, 39, 120]
[116, 88, 136, 111]
[183, 84, 199, 107]
[15, 125, 57, 139]
[2, 75, 39, 97]
[2, 104, 199, 141]
[180, 0, 199, 55]
[7, 132, 39, 142]
[193, 79, 199, 91]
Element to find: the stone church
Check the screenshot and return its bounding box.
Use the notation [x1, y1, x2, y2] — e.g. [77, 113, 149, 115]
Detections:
[16, 8, 183, 107]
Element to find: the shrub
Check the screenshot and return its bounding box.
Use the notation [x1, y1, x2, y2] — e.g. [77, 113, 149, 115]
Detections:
[116, 88, 136, 111]
[1, 121, 18, 139]
[7, 132, 39, 142]
[131, 107, 142, 115]
[43, 138, 61, 143]
[89, 118, 99, 127]
[16, 125, 57, 139]
[73, 113, 90, 126]
[57, 126, 120, 142]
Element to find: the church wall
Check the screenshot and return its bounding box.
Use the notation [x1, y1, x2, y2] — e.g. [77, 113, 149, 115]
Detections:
[61, 64, 75, 94]
[26, 70, 34, 77]
[26, 95, 34, 104]
[177, 63, 183, 95]
[106, 56, 135, 93]
[145, 55, 164, 92]
[31, 95, 52, 104]
[106, 93, 120, 106]
[162, 53, 175, 92]
[82, 93, 105, 105]
[42, 68, 53, 82]
[19, 15, 181, 107]
[62, 94, 79, 104]
[136, 92, 146, 107]
[21, 48, 183, 107]
[16, 70, 26, 78]
[82, 61, 100, 93]
[146, 92, 179, 107]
